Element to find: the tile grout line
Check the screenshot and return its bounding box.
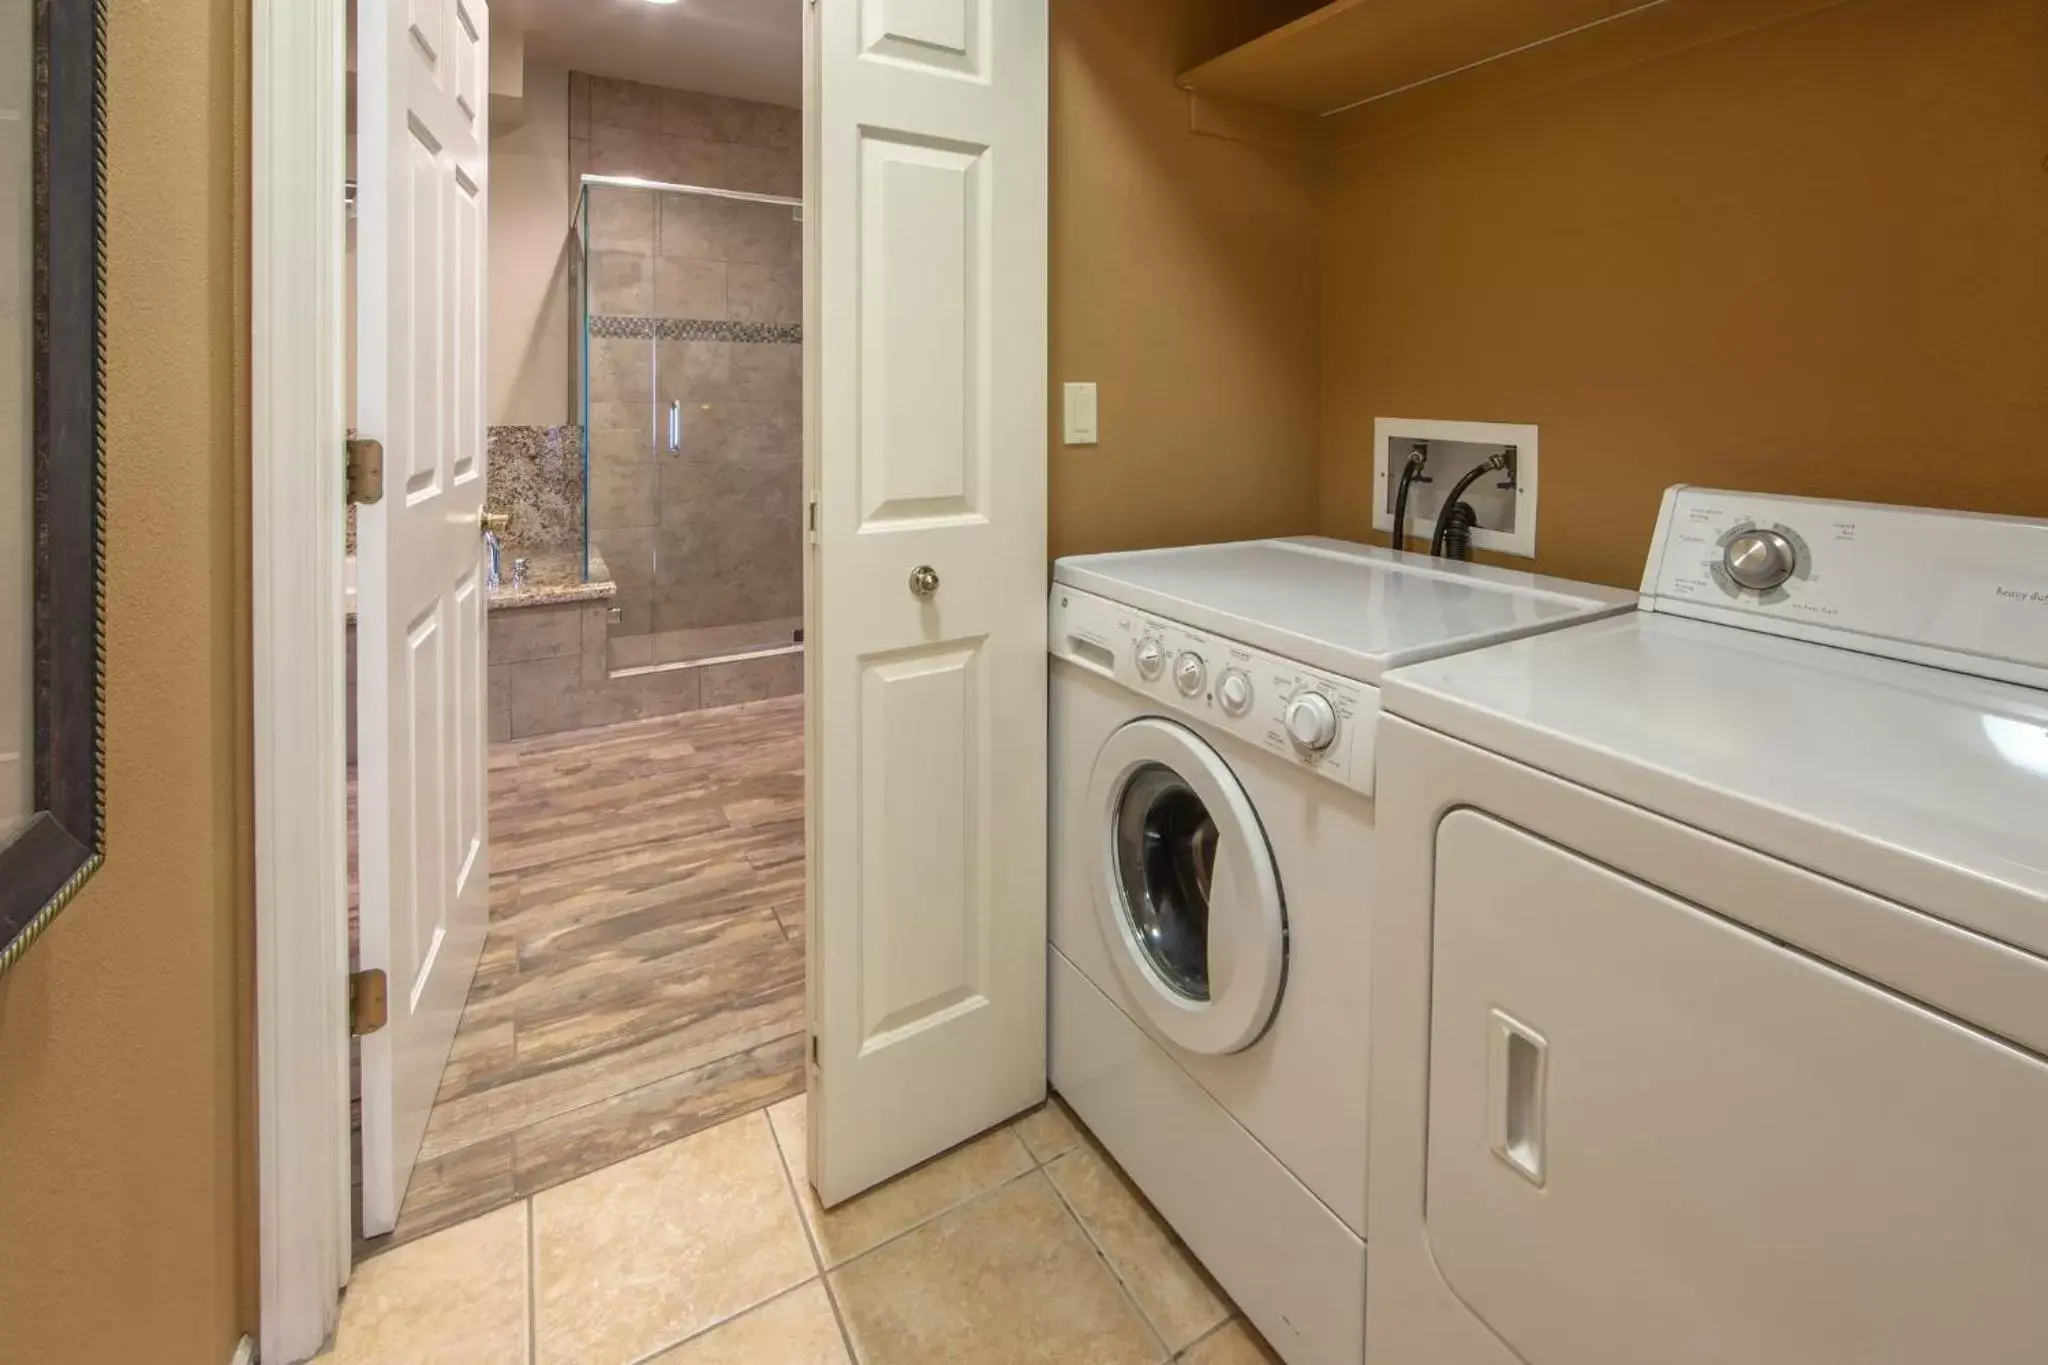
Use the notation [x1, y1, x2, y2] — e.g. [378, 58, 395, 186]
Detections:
[525, 1194, 539, 1365]
[1040, 1151, 1179, 1365]
[1176, 1317, 1242, 1361]
[567, 1111, 820, 1365]
[620, 1278, 823, 1365]
[763, 1102, 864, 1365]
[802, 1124, 1046, 1276]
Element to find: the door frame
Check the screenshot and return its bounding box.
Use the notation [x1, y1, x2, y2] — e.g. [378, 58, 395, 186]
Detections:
[250, 0, 352, 1360]
[251, 1, 1051, 1358]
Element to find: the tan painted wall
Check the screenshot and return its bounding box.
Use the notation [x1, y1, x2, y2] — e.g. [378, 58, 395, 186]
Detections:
[1048, 0, 1324, 559]
[1317, 0, 2048, 588]
[489, 59, 574, 427]
[0, 0, 252, 1359]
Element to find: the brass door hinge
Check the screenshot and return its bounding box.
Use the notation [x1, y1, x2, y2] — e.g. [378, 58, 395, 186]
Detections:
[346, 435, 385, 505]
[350, 968, 389, 1036]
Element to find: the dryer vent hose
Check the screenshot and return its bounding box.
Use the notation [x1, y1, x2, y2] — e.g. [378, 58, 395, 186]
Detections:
[1436, 501, 1478, 560]
[1430, 450, 1512, 559]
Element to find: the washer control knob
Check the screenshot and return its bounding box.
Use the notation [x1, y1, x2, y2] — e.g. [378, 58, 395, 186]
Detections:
[1284, 691, 1338, 754]
[1723, 529, 1797, 592]
[1217, 669, 1254, 717]
[1174, 651, 1207, 698]
[1134, 638, 1166, 680]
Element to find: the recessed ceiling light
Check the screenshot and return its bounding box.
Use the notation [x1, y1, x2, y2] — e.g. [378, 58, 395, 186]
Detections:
[644, 0, 680, 6]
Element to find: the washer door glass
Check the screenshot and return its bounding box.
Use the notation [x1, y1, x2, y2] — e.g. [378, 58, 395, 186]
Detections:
[1113, 763, 1217, 1001]
[1086, 718, 1286, 1056]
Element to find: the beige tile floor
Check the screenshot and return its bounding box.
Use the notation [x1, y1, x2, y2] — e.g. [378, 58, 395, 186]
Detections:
[321, 1093, 1283, 1365]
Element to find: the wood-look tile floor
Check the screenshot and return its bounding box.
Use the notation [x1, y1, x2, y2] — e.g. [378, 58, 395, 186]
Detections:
[352, 696, 807, 1257]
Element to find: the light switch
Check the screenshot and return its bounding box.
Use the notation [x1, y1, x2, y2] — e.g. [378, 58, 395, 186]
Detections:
[1063, 382, 1099, 446]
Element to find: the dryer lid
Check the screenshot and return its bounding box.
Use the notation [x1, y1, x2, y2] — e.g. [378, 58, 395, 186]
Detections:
[1383, 611, 2048, 961]
[1053, 538, 1635, 685]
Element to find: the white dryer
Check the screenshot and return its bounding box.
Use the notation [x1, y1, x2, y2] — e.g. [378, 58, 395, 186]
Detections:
[1367, 488, 2048, 1365]
[1047, 538, 1634, 1365]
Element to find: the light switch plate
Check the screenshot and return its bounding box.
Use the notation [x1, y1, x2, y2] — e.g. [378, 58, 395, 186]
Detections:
[1063, 382, 1099, 445]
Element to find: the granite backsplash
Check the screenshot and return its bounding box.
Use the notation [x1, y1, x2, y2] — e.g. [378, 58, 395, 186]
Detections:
[487, 424, 585, 554]
[345, 424, 585, 562]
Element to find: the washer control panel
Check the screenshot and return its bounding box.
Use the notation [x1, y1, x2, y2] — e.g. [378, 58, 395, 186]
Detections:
[1052, 587, 1382, 798]
[1642, 487, 2048, 684]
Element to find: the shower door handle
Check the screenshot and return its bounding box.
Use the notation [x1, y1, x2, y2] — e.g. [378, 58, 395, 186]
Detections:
[667, 400, 682, 454]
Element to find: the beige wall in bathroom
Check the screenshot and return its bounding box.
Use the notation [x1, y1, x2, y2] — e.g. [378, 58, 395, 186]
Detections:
[0, 0, 255, 1358]
[489, 59, 574, 427]
[1047, 0, 1326, 560]
[1316, 0, 2048, 589]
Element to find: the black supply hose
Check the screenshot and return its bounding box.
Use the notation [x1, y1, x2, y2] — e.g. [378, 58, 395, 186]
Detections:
[1391, 445, 1427, 554]
[1430, 453, 1511, 558]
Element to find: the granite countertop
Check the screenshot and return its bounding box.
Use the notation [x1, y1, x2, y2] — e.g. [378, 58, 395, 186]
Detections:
[488, 547, 617, 611]
[346, 546, 616, 623]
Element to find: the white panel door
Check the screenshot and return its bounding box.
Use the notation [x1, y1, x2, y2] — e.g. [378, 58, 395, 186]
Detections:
[354, 0, 490, 1237]
[806, 0, 1049, 1204]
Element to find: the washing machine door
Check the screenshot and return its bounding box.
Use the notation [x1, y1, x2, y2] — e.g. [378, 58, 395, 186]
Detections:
[1085, 717, 1285, 1056]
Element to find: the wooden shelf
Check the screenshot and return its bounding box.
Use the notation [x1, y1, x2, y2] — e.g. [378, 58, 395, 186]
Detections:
[1178, 0, 1661, 118]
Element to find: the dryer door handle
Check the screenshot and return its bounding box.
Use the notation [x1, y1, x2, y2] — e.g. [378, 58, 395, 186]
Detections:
[1488, 1008, 1549, 1188]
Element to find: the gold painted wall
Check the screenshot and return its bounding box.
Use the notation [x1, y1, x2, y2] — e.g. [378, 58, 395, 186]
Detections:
[0, 0, 252, 1359]
[1048, 0, 1325, 559]
[1318, 0, 2048, 587]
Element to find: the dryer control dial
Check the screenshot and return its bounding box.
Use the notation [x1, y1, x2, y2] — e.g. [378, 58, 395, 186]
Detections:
[1174, 651, 1207, 698]
[1284, 691, 1338, 753]
[1722, 529, 1798, 592]
[1217, 669, 1254, 717]
[1134, 638, 1166, 680]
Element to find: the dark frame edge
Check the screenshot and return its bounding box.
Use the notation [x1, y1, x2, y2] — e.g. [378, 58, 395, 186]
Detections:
[3, 0, 108, 977]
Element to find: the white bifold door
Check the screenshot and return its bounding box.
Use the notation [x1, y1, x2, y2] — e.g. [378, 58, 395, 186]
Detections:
[805, 0, 1050, 1204]
[353, 0, 492, 1236]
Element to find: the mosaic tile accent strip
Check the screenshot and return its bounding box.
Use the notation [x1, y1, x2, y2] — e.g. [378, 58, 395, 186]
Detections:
[487, 424, 586, 553]
[587, 315, 656, 340]
[589, 315, 803, 345]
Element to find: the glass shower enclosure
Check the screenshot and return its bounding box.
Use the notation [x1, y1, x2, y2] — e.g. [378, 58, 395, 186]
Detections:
[572, 176, 804, 669]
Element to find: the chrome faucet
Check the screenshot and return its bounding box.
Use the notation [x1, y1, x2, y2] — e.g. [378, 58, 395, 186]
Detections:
[484, 529, 504, 590]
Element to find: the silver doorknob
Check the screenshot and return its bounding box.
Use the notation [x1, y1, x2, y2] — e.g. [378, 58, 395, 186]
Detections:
[908, 565, 940, 599]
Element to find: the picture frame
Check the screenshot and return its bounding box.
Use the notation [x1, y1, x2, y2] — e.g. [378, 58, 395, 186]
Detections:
[1, 0, 108, 977]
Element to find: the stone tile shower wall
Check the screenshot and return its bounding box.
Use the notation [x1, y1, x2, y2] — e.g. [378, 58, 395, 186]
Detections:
[569, 73, 802, 200]
[581, 185, 802, 669]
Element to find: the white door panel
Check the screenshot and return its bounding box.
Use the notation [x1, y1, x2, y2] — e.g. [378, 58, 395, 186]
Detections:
[807, 0, 1047, 1205]
[355, 0, 490, 1237]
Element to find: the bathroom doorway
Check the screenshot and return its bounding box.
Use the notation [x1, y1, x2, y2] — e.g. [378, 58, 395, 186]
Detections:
[347, 59, 811, 1256]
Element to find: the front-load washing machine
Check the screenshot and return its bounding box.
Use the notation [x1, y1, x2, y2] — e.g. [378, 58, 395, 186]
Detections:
[1047, 537, 1635, 1365]
[1368, 489, 2048, 1365]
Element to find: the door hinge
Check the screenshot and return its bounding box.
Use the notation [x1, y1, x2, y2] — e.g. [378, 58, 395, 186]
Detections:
[350, 968, 390, 1037]
[809, 1033, 819, 1068]
[346, 434, 385, 505]
[806, 491, 820, 545]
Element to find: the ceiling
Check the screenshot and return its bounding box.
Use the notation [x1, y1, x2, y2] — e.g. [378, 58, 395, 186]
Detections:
[498, 0, 802, 107]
